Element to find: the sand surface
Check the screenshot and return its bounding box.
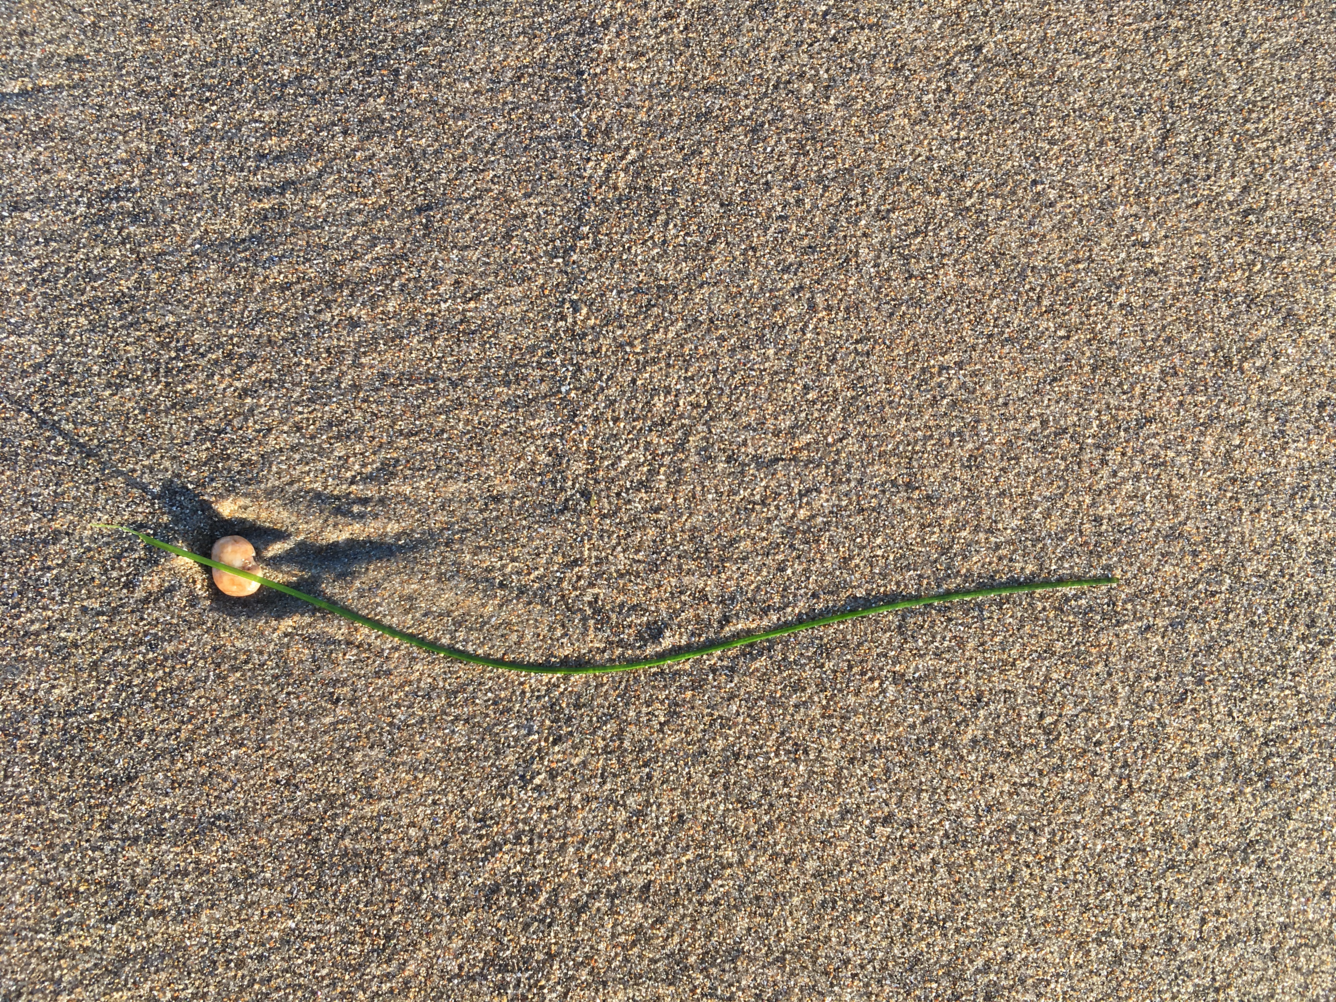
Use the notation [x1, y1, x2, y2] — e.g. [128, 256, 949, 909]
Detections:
[4, 2, 1335, 998]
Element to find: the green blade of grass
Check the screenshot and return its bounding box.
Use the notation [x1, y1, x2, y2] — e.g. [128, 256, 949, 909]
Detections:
[95, 524, 1118, 675]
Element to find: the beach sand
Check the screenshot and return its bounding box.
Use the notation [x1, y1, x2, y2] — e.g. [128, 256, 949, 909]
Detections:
[3, 2, 1334, 997]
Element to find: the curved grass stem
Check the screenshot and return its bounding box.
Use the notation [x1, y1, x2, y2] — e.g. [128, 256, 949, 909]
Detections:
[96, 524, 1117, 675]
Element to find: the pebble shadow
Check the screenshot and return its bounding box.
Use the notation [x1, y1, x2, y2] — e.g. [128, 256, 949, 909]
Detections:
[153, 479, 429, 621]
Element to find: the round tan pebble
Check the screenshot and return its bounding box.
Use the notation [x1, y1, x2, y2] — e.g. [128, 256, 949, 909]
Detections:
[211, 535, 262, 597]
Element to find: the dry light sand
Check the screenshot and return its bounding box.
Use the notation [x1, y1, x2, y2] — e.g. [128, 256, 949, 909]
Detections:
[3, 1, 1335, 998]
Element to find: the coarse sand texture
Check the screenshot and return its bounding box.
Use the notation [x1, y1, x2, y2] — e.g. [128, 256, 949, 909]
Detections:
[4, 2, 1336, 999]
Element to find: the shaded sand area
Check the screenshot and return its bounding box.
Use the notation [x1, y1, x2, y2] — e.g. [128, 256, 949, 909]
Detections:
[4, 2, 1335, 997]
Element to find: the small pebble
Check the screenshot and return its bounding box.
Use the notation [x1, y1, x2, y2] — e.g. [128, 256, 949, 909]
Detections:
[211, 535, 261, 597]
